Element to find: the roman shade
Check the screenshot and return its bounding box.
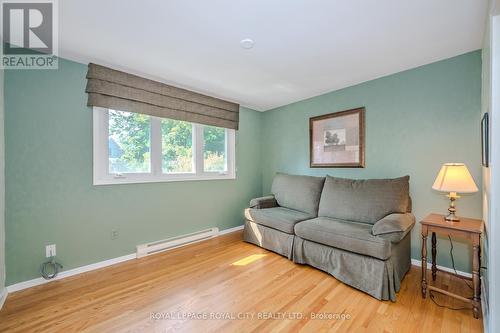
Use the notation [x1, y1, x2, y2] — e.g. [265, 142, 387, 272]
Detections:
[85, 63, 240, 130]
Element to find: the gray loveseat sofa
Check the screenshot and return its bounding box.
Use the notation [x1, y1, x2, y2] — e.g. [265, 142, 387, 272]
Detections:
[243, 173, 415, 301]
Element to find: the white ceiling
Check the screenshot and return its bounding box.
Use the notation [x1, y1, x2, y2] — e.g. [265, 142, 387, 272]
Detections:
[60, 0, 488, 111]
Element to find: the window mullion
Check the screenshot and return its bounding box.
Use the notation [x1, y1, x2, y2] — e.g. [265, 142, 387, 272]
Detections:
[150, 117, 162, 176]
[228, 129, 235, 177]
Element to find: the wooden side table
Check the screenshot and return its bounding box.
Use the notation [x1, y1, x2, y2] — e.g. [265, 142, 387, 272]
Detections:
[420, 213, 484, 318]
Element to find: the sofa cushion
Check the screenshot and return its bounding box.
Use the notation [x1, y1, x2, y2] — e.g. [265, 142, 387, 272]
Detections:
[271, 173, 325, 215]
[318, 175, 410, 224]
[245, 207, 314, 234]
[294, 217, 392, 260]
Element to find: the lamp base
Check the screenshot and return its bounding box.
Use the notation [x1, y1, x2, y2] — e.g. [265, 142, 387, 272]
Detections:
[444, 192, 460, 222]
[444, 212, 460, 222]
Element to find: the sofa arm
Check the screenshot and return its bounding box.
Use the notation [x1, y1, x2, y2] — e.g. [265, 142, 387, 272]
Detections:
[249, 195, 277, 209]
[372, 213, 415, 243]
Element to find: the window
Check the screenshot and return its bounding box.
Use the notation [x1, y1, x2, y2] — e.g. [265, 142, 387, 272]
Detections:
[93, 107, 235, 185]
[108, 110, 151, 174]
[161, 118, 194, 174]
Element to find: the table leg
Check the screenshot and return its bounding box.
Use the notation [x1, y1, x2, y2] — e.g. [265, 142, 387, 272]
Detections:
[421, 226, 428, 298]
[472, 235, 481, 319]
[431, 232, 437, 281]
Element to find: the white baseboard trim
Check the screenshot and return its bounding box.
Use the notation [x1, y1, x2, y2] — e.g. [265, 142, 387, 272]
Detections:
[218, 225, 244, 235]
[6, 224, 245, 294]
[411, 258, 472, 278]
[6, 253, 136, 293]
[0, 288, 7, 310]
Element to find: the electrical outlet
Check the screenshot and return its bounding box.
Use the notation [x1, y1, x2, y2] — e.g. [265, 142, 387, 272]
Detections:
[111, 229, 119, 240]
[46, 244, 56, 258]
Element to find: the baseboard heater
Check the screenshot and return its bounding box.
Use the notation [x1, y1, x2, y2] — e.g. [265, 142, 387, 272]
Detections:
[136, 227, 219, 258]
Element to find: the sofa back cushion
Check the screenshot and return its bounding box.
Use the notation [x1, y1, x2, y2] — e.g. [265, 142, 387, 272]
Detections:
[271, 173, 325, 215]
[318, 175, 410, 224]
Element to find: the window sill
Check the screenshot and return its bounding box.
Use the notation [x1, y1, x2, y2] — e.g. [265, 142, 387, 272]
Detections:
[93, 174, 236, 186]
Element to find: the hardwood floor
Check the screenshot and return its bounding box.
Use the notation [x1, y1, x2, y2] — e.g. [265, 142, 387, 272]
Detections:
[0, 231, 483, 333]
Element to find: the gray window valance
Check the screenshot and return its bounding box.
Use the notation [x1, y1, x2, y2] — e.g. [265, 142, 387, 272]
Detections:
[85, 63, 240, 130]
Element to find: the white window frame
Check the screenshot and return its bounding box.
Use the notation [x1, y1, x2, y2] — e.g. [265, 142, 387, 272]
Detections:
[93, 107, 236, 185]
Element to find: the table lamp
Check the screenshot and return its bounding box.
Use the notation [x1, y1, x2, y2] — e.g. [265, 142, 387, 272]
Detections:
[432, 163, 478, 222]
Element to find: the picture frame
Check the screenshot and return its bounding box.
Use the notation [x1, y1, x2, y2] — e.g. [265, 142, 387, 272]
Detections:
[309, 107, 365, 168]
[481, 112, 489, 167]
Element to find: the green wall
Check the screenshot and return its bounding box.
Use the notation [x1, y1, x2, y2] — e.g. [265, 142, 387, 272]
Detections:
[261, 51, 483, 272]
[5, 51, 483, 285]
[5, 58, 263, 285]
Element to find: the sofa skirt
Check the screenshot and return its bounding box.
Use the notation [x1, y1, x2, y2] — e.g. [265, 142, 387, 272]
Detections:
[292, 233, 411, 301]
[243, 220, 294, 259]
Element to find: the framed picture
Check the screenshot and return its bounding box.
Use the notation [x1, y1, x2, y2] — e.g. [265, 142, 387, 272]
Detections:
[309, 107, 365, 168]
[481, 112, 489, 167]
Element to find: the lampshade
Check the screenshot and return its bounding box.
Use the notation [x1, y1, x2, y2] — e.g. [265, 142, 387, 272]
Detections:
[432, 163, 478, 193]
